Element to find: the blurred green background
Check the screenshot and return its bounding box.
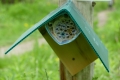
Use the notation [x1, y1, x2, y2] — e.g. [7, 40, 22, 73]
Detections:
[0, 0, 120, 80]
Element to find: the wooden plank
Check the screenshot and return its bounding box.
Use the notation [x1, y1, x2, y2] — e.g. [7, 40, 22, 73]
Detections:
[39, 27, 97, 75]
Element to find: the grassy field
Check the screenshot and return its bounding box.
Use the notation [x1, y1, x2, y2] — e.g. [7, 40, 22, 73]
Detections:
[0, 0, 57, 46]
[0, 43, 59, 80]
[0, 0, 120, 80]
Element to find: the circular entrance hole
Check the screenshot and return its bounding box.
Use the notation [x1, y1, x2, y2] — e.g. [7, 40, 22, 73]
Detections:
[72, 58, 75, 61]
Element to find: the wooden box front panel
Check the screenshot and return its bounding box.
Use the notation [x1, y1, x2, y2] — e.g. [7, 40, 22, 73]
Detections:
[39, 27, 97, 75]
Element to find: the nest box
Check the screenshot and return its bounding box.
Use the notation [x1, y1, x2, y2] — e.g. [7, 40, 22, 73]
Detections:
[5, 1, 109, 75]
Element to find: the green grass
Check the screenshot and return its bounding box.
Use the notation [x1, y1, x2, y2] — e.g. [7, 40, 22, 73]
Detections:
[0, 0, 57, 46]
[0, 0, 120, 80]
[0, 43, 59, 80]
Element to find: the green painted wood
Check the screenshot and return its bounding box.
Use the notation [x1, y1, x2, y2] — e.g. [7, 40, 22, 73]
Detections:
[5, 1, 109, 73]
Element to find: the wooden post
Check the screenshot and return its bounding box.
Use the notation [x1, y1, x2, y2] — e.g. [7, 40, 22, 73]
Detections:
[59, 0, 95, 80]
